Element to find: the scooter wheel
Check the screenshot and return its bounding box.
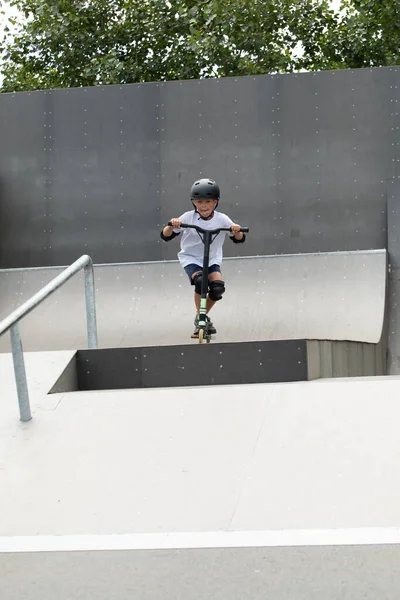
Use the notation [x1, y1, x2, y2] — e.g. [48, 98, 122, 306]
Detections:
[198, 329, 204, 344]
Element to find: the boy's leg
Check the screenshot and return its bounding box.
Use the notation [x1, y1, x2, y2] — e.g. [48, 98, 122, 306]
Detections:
[189, 266, 223, 337]
[190, 270, 202, 314]
[205, 271, 223, 313]
[191, 270, 223, 313]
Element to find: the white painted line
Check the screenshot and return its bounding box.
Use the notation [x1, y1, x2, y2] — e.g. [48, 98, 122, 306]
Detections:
[1, 527, 400, 553]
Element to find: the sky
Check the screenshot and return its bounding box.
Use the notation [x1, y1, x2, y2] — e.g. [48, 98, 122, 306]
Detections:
[1, 1, 20, 28]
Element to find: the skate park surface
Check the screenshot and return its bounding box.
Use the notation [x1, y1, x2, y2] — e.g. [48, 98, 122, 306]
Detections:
[1, 248, 399, 599]
[2, 350, 400, 598]
[0, 249, 387, 351]
[1, 65, 400, 599]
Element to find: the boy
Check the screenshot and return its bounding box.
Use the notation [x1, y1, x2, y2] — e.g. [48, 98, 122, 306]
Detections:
[160, 178, 246, 338]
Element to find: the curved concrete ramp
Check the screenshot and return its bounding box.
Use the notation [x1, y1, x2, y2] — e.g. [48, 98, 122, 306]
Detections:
[0, 250, 387, 352]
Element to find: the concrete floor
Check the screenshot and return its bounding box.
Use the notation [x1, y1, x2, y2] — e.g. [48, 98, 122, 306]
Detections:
[3, 543, 400, 600]
[2, 351, 400, 598]
[2, 351, 400, 536]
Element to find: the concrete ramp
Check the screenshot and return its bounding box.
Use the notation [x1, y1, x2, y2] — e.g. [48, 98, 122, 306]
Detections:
[1, 350, 400, 599]
[0, 250, 387, 352]
[1, 353, 400, 535]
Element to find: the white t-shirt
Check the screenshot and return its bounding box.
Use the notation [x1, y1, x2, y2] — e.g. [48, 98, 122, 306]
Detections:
[174, 210, 234, 268]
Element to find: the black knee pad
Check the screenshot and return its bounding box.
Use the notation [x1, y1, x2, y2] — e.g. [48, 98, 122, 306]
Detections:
[192, 272, 203, 295]
[209, 280, 225, 301]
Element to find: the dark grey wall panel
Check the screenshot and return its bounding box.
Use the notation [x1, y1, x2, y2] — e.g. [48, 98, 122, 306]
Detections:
[387, 180, 400, 374]
[0, 67, 399, 268]
[0, 91, 48, 266]
[37, 85, 161, 264]
[157, 76, 278, 261]
[76, 347, 143, 391]
[0, 84, 162, 267]
[273, 68, 395, 253]
[73, 340, 308, 390]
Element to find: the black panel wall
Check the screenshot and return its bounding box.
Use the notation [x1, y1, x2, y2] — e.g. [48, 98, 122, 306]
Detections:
[74, 340, 308, 390]
[0, 67, 399, 268]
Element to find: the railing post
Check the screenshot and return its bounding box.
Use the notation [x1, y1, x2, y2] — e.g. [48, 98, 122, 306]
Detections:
[10, 324, 32, 422]
[1, 255, 98, 421]
[84, 260, 98, 349]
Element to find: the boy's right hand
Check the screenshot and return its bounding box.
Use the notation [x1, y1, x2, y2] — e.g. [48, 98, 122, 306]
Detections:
[170, 218, 182, 229]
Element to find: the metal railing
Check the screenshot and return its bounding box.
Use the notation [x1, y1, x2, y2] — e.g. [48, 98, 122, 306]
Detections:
[0, 255, 98, 422]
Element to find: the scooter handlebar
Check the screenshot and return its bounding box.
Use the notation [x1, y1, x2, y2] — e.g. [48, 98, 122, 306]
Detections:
[168, 222, 249, 234]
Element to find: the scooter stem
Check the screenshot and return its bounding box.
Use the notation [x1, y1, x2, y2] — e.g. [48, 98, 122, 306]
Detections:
[199, 230, 211, 325]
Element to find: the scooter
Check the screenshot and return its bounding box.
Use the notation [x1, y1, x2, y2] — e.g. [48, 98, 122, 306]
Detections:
[169, 221, 249, 343]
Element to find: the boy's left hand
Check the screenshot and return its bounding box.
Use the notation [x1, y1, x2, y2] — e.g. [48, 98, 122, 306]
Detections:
[231, 224, 242, 235]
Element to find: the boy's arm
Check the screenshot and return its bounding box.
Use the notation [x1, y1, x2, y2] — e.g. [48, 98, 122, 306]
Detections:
[160, 215, 185, 241]
[230, 231, 246, 243]
[221, 213, 246, 243]
[160, 225, 180, 241]
[228, 219, 246, 244]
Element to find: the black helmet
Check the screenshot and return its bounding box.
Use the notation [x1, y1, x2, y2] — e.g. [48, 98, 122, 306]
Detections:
[190, 178, 220, 200]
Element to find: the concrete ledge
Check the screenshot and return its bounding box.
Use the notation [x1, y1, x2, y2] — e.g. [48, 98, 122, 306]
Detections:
[307, 339, 387, 379]
[49, 338, 386, 394]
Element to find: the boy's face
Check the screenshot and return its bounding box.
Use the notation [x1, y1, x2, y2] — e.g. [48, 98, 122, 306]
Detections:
[193, 198, 217, 218]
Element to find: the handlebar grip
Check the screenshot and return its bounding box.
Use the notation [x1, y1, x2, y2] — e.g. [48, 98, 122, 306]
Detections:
[240, 227, 249, 233]
[168, 221, 187, 228]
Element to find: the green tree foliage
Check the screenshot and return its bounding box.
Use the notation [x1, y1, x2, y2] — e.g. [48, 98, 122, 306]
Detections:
[341, 0, 400, 68]
[301, 0, 400, 70]
[0, 0, 399, 92]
